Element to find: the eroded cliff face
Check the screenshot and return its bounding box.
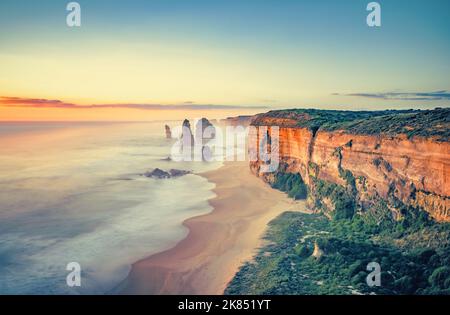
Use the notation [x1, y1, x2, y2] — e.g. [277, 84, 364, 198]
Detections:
[249, 117, 450, 223]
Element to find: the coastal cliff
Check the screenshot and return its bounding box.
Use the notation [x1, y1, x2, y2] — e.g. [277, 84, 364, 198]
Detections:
[249, 108, 450, 223]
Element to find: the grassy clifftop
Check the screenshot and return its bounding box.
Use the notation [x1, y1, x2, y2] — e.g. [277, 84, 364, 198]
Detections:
[251, 108, 450, 141]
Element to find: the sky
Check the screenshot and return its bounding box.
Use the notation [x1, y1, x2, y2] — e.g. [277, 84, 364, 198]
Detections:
[0, 0, 449, 121]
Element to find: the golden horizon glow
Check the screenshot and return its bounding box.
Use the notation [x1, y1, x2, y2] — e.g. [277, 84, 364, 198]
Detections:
[1, 1, 449, 121]
[0, 104, 264, 122]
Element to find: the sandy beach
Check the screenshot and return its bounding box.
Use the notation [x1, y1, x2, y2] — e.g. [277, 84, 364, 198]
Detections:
[120, 161, 307, 294]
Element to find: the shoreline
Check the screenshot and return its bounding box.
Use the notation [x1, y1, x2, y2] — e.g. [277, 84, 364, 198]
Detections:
[119, 161, 307, 295]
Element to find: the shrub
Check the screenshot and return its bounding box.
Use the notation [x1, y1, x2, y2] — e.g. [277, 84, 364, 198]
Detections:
[226, 211, 450, 295]
[294, 244, 312, 258]
[394, 276, 415, 294]
[272, 172, 308, 200]
[429, 266, 450, 289]
[414, 249, 436, 265]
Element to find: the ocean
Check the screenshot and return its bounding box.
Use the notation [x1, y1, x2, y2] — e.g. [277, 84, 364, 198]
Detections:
[0, 121, 222, 294]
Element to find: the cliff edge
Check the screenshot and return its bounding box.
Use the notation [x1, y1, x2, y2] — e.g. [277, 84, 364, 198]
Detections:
[249, 108, 450, 222]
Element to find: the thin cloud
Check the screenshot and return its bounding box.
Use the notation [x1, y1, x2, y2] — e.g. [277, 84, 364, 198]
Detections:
[0, 97, 268, 110]
[333, 90, 450, 101]
[259, 99, 278, 103]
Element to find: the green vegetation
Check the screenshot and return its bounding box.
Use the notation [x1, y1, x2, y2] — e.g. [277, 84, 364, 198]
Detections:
[252, 108, 400, 132]
[252, 108, 450, 141]
[271, 172, 308, 200]
[225, 211, 450, 295]
[308, 162, 319, 177]
[340, 169, 356, 189]
[311, 177, 356, 220]
[241, 107, 450, 294]
[324, 108, 450, 141]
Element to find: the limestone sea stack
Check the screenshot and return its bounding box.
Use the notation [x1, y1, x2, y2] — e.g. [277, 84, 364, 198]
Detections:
[195, 118, 216, 161]
[180, 119, 194, 158]
[165, 125, 172, 139]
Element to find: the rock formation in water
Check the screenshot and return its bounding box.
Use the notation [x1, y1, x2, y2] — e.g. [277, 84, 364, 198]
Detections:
[195, 118, 216, 161]
[249, 108, 450, 222]
[143, 168, 171, 179]
[142, 168, 191, 179]
[165, 125, 172, 139]
[176, 118, 217, 160]
[180, 119, 195, 158]
[168, 169, 191, 177]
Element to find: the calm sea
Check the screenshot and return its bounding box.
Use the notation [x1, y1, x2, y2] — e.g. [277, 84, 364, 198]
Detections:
[0, 121, 221, 294]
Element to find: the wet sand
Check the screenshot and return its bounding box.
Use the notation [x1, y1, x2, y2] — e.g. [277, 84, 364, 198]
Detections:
[120, 161, 306, 294]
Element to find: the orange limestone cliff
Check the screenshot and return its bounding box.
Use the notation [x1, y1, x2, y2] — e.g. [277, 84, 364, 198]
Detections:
[249, 109, 450, 222]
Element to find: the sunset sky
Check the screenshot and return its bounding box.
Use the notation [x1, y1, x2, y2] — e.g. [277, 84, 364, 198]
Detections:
[1, 0, 449, 121]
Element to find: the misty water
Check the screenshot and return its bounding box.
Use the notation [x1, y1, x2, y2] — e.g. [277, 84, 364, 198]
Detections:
[0, 121, 221, 294]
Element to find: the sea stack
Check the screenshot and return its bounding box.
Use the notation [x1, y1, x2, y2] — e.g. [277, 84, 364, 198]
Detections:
[165, 125, 172, 139]
[195, 118, 216, 161]
[180, 119, 195, 158]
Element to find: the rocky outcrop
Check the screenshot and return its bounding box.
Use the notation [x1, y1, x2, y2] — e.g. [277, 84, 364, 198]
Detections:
[195, 118, 216, 161]
[195, 118, 216, 140]
[168, 169, 192, 177]
[175, 118, 217, 161]
[312, 242, 323, 259]
[180, 119, 195, 155]
[165, 125, 172, 139]
[142, 168, 191, 179]
[250, 109, 450, 222]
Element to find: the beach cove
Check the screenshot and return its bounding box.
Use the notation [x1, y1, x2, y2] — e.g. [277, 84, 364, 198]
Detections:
[120, 161, 307, 294]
